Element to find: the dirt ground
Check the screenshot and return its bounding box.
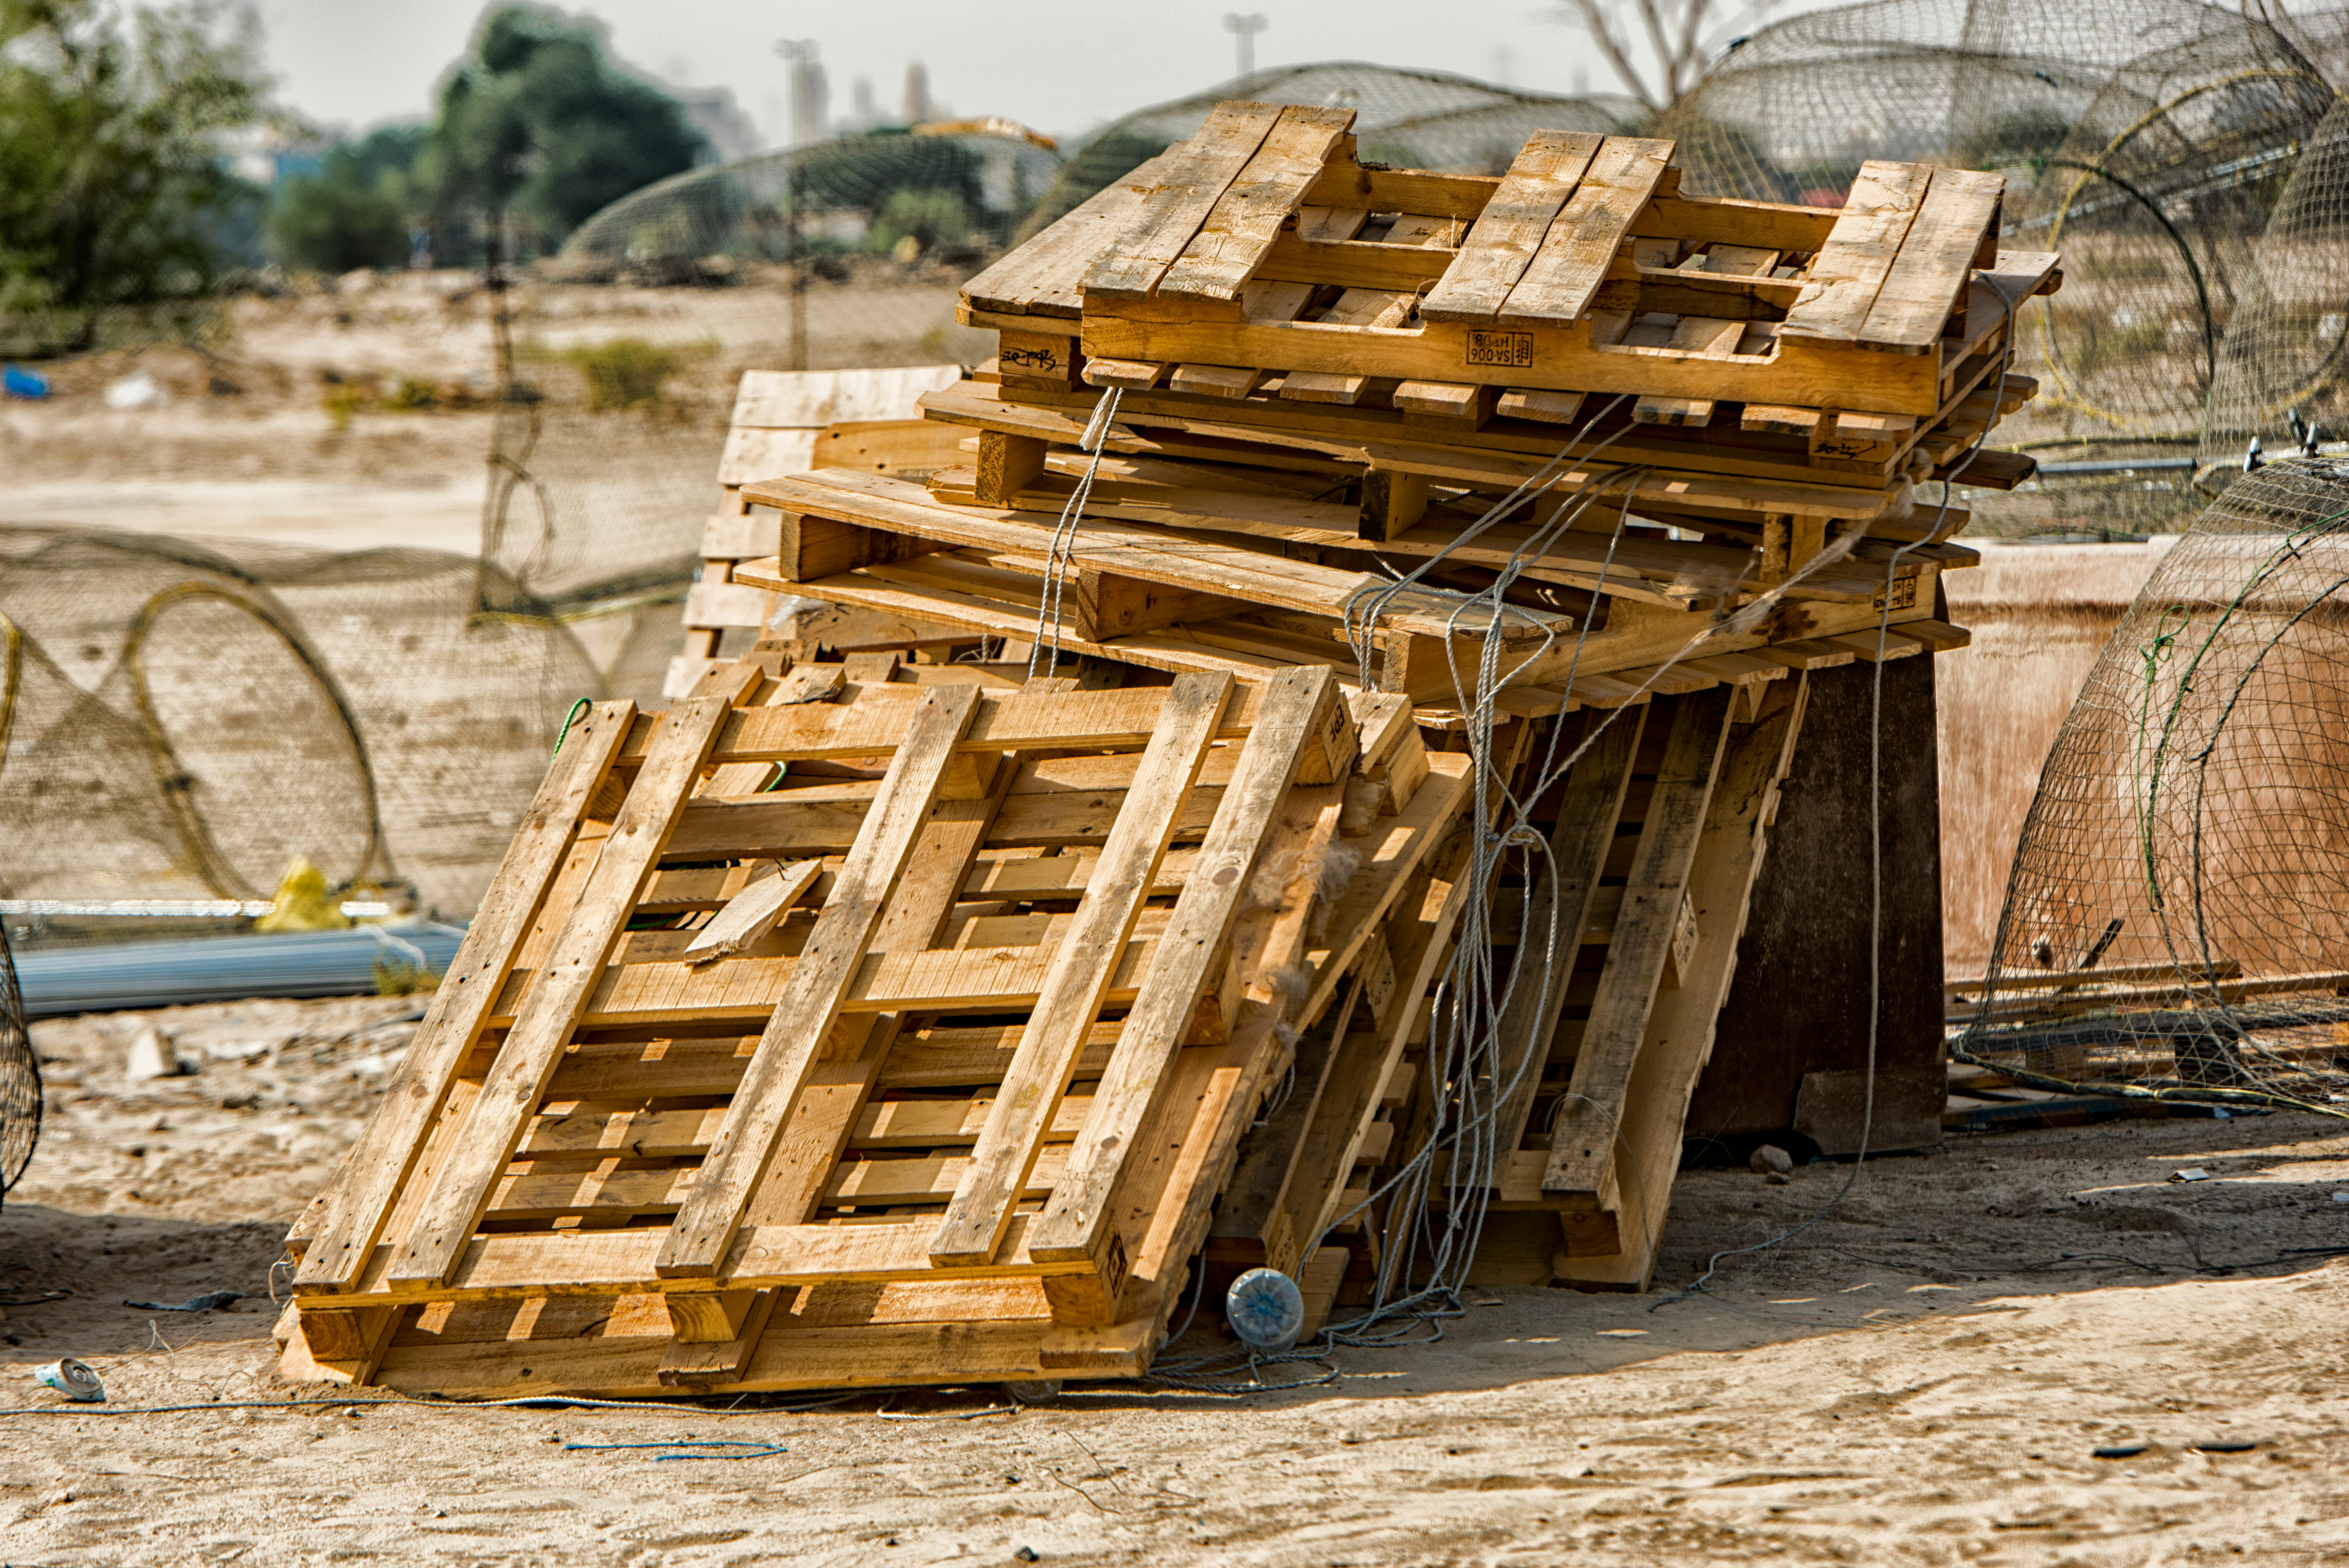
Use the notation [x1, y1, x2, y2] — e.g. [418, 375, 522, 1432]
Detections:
[5, 279, 2341, 1563]
[5, 991, 2348, 1565]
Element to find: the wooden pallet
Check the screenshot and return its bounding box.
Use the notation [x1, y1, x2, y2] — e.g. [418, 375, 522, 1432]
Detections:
[279, 662, 1474, 1395]
[725, 463, 1968, 715]
[1399, 677, 1810, 1292]
[960, 105, 2058, 428]
[673, 366, 966, 696]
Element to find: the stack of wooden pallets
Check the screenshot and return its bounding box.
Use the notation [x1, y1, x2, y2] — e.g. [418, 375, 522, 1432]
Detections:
[276, 108, 2057, 1396]
[277, 657, 1475, 1396]
[722, 102, 2056, 717]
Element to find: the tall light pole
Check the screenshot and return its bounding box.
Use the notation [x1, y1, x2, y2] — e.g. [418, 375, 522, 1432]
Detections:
[773, 39, 819, 369]
[1223, 12, 1267, 80]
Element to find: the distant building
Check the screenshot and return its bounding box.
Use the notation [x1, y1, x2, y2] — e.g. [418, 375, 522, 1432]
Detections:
[779, 43, 829, 146]
[220, 124, 331, 188]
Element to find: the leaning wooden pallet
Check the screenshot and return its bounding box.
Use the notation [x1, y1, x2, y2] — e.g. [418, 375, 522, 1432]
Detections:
[277, 661, 1474, 1396]
[723, 102, 2046, 719]
[1449, 675, 1810, 1291]
[672, 364, 968, 698]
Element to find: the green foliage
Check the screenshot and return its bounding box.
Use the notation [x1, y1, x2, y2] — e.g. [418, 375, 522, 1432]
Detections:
[560, 337, 677, 410]
[271, 154, 405, 273]
[268, 125, 427, 275]
[0, 0, 271, 350]
[372, 954, 442, 995]
[868, 188, 973, 257]
[420, 4, 707, 257]
[1954, 109, 2074, 170]
[379, 375, 436, 411]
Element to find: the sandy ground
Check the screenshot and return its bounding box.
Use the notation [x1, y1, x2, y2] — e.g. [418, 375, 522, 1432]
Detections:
[9, 283, 2335, 1564]
[5, 992, 2349, 1564]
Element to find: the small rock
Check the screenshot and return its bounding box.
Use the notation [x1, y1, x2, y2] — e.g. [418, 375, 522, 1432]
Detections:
[125, 1026, 183, 1081]
[102, 371, 163, 410]
[1765, 1171, 1791, 1185]
[2190, 1436, 2259, 1453]
[1338, 1429, 1364, 1445]
[2169, 1167, 2212, 1183]
[1001, 1379, 1060, 1405]
[2094, 1441, 2149, 1459]
[1014, 1549, 1039, 1563]
[1749, 1144, 1794, 1176]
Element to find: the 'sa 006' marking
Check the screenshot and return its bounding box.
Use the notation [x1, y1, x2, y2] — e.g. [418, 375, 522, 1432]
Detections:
[1465, 330, 1535, 369]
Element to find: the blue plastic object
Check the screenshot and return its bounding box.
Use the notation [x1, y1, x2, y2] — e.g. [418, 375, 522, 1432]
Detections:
[2, 365, 48, 400]
[12, 923, 466, 1017]
[1225, 1266, 1305, 1352]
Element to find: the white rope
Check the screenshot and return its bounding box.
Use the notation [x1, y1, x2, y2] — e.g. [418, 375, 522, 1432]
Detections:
[1028, 385, 1123, 680]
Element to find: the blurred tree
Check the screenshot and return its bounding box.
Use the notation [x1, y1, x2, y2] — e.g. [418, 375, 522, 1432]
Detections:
[1549, 0, 1774, 116]
[0, 0, 271, 347]
[420, 4, 708, 260]
[867, 187, 974, 257]
[269, 127, 425, 274]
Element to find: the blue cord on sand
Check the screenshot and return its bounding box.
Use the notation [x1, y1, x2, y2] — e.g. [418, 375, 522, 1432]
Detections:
[565, 1440, 788, 1461]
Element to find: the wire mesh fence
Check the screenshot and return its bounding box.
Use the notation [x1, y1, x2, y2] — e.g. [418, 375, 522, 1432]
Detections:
[0, 530, 597, 924]
[1957, 457, 2349, 1112]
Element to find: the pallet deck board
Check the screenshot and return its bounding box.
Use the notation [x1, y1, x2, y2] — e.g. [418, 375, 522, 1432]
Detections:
[285, 663, 1471, 1391]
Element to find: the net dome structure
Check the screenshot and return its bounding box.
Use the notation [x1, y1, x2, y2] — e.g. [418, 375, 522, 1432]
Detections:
[1961, 458, 2349, 1109]
[0, 528, 598, 918]
[1663, 0, 2349, 536]
[484, 130, 1064, 610]
[0, 921, 28, 1209]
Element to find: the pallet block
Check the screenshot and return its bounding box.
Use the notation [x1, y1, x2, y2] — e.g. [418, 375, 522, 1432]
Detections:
[281, 663, 1473, 1395]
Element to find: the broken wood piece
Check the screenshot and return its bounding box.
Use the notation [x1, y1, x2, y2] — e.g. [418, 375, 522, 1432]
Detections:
[1083, 358, 1170, 390]
[1170, 363, 1271, 399]
[974, 431, 1050, 506]
[1393, 381, 1499, 426]
[684, 859, 822, 966]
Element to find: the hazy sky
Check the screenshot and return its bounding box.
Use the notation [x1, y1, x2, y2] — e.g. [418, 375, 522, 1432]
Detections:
[254, 1, 1794, 147]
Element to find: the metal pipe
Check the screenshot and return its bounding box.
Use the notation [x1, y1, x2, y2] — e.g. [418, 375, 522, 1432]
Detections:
[13, 924, 467, 1019]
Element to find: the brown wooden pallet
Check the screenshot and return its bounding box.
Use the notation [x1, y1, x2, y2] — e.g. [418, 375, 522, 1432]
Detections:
[279, 663, 1474, 1396]
[725, 467, 1966, 714]
[672, 366, 967, 696]
[1399, 677, 1809, 1292]
[960, 105, 2058, 424]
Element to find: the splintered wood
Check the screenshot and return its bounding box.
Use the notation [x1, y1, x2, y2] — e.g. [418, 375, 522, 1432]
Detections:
[716, 102, 2042, 721]
[278, 665, 1469, 1396]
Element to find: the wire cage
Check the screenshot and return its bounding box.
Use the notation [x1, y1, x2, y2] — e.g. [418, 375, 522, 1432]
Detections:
[1661, 0, 2349, 533]
[1959, 457, 2349, 1110]
[0, 918, 32, 1206]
